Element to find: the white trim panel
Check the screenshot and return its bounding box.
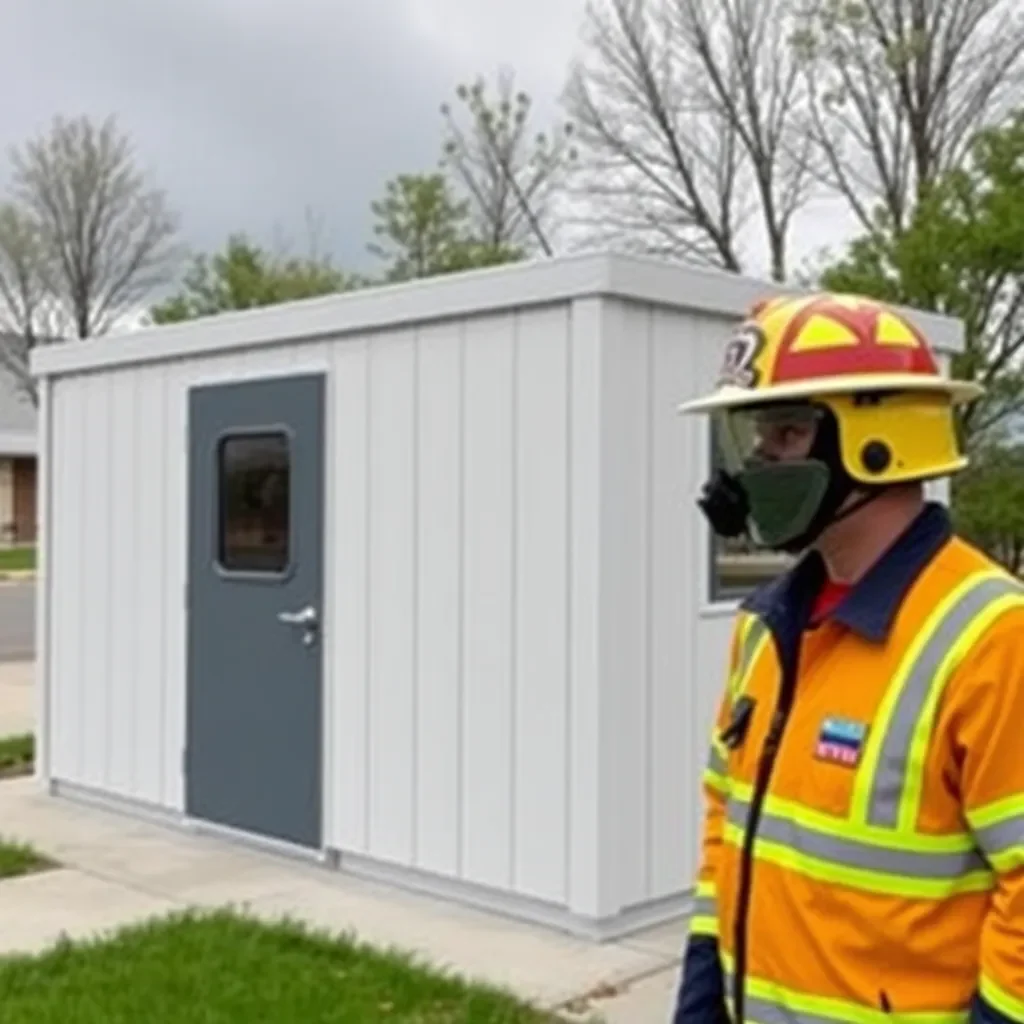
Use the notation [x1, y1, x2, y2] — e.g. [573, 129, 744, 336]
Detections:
[30, 253, 966, 379]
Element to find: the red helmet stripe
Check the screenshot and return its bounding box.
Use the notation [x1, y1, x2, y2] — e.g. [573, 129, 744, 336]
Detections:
[769, 299, 939, 384]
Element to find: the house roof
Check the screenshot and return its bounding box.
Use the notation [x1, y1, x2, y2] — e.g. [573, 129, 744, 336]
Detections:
[0, 336, 37, 457]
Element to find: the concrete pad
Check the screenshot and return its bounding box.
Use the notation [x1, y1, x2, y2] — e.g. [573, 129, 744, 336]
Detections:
[571, 964, 682, 1022]
[620, 915, 689, 959]
[244, 877, 669, 1008]
[0, 660, 33, 737]
[0, 777, 689, 1019]
[0, 867, 178, 955]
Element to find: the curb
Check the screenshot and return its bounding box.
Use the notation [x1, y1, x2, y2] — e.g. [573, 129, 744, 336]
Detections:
[0, 571, 35, 583]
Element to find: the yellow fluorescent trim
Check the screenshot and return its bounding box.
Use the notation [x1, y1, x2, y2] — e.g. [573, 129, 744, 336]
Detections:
[722, 824, 993, 899]
[848, 572, 995, 825]
[719, 951, 969, 1024]
[989, 847, 1024, 874]
[726, 784, 974, 854]
[688, 915, 718, 938]
[900, 593, 1024, 833]
[980, 974, 1024, 1023]
[968, 794, 1024, 830]
[704, 769, 730, 796]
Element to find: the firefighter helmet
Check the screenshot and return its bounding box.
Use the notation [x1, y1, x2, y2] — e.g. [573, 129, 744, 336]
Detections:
[679, 292, 983, 485]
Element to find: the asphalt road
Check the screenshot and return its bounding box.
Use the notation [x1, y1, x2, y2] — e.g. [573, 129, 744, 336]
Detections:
[0, 582, 34, 662]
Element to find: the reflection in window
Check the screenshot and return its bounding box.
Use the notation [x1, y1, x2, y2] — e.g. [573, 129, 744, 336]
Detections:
[708, 420, 792, 603]
[217, 432, 290, 573]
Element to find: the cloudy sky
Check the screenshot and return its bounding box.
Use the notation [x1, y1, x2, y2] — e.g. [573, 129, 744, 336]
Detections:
[2, 0, 855, 288]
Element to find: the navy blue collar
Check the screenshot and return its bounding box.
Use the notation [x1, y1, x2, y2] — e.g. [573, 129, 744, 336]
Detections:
[741, 501, 954, 644]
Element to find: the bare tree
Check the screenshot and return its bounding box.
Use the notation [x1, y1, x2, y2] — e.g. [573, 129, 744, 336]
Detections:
[564, 0, 815, 281]
[0, 205, 62, 404]
[440, 70, 575, 257]
[793, 0, 1024, 236]
[3, 114, 181, 347]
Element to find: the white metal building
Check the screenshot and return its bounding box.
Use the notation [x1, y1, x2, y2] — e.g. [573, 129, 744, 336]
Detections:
[29, 252, 964, 941]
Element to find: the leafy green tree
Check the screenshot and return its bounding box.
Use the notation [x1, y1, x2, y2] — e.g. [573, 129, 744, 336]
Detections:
[952, 443, 1024, 575]
[368, 172, 521, 281]
[440, 70, 574, 257]
[817, 113, 1024, 448]
[150, 233, 356, 324]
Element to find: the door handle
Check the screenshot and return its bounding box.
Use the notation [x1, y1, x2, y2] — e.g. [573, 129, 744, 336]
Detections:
[278, 605, 318, 627]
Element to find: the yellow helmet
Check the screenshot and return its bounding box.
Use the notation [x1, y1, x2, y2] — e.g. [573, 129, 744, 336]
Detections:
[679, 293, 984, 553]
[679, 292, 983, 485]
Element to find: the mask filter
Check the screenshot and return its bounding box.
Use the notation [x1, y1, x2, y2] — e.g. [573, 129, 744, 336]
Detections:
[737, 459, 832, 550]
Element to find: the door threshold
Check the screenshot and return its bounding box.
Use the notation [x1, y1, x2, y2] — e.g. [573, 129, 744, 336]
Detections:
[183, 815, 328, 867]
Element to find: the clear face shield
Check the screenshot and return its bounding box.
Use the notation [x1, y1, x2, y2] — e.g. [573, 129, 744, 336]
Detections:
[714, 401, 825, 473]
[710, 401, 837, 550]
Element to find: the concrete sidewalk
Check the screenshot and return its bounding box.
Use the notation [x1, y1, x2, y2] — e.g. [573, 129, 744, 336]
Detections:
[0, 659, 33, 736]
[0, 775, 687, 1020]
[0, 659, 686, 1018]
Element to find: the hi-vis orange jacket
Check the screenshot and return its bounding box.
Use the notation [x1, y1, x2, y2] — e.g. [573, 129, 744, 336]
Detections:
[673, 504, 1024, 1024]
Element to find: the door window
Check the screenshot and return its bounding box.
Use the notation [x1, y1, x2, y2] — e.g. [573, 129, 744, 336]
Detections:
[217, 431, 290, 574]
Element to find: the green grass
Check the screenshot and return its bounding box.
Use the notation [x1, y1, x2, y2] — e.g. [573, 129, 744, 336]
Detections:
[0, 546, 34, 572]
[0, 733, 34, 777]
[0, 835, 55, 879]
[0, 908, 581, 1023]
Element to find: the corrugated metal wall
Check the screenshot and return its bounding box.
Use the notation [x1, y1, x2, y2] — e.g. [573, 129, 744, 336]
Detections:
[594, 298, 734, 910]
[43, 293, 736, 921]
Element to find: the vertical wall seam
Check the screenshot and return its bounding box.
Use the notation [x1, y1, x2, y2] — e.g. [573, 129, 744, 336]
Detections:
[158, 370, 170, 804]
[103, 376, 114, 790]
[363, 339, 373, 851]
[128, 377, 139, 796]
[643, 309, 656, 900]
[563, 302, 575, 904]
[410, 328, 421, 867]
[509, 312, 520, 891]
[456, 320, 467, 879]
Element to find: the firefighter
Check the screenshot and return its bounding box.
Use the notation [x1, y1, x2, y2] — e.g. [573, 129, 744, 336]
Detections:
[671, 293, 1024, 1024]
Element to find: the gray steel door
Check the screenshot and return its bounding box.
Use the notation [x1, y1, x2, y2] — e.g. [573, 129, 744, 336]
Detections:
[185, 372, 325, 850]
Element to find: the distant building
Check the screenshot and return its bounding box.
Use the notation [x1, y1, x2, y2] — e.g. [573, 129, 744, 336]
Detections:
[0, 349, 37, 545]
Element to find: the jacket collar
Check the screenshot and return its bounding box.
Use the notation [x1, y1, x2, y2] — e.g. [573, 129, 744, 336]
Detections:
[741, 501, 954, 644]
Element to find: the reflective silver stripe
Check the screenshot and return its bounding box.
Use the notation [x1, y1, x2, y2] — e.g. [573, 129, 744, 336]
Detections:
[722, 967, 970, 1024]
[973, 814, 1024, 862]
[692, 893, 716, 920]
[864, 576, 1024, 829]
[742, 992, 847, 1024]
[725, 798, 987, 880]
[706, 744, 727, 777]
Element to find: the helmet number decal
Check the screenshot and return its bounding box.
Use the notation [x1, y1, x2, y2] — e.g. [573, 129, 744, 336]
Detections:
[718, 323, 764, 389]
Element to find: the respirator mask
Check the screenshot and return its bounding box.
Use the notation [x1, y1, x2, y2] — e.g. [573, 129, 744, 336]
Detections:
[699, 400, 878, 555]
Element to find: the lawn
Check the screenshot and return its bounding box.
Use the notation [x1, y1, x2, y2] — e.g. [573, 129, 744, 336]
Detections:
[0, 546, 34, 572]
[0, 733, 34, 778]
[0, 835, 55, 879]
[0, 908, 583, 1023]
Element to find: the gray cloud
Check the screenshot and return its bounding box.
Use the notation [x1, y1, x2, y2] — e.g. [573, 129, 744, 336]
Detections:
[1, 0, 851, 293]
[0, 0, 585, 279]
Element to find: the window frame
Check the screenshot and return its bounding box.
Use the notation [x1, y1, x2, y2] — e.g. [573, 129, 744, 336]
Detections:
[705, 418, 791, 606]
[212, 424, 296, 583]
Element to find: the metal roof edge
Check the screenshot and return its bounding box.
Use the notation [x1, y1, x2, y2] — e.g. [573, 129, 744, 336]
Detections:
[29, 250, 965, 378]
